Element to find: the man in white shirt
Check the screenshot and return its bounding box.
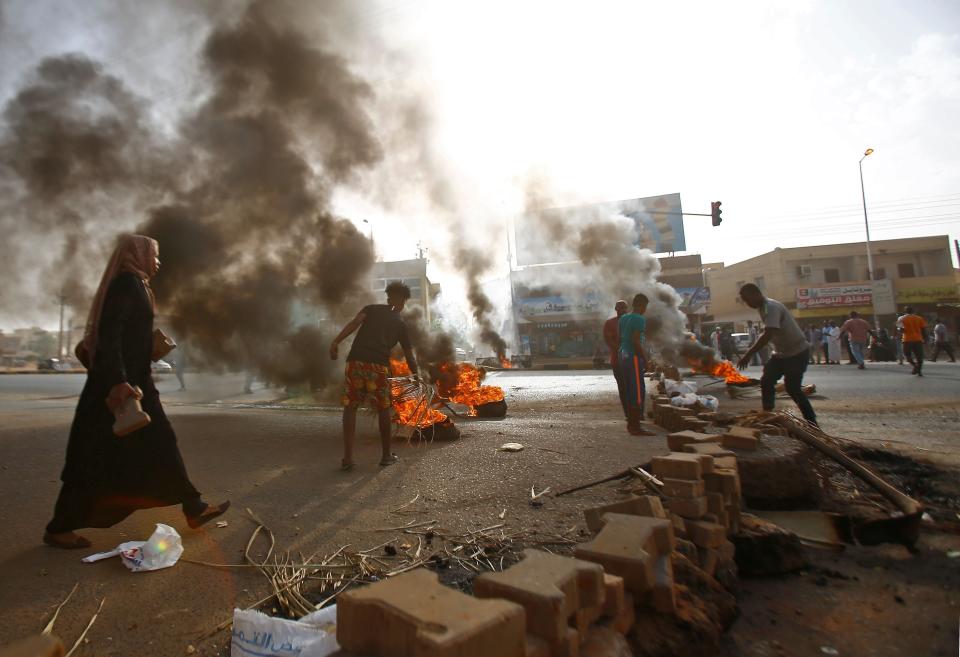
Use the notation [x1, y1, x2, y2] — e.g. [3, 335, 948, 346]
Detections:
[736, 284, 817, 425]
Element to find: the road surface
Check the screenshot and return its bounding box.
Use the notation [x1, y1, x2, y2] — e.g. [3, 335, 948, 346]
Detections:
[0, 363, 957, 656]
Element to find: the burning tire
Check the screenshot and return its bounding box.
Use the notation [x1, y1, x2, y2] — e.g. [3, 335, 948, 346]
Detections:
[475, 399, 507, 418]
[413, 419, 461, 442]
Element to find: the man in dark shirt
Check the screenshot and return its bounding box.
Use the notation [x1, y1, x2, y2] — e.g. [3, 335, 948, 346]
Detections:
[602, 300, 629, 419]
[330, 281, 419, 470]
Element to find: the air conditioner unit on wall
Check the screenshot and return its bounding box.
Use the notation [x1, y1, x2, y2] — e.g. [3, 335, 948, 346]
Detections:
[797, 264, 813, 277]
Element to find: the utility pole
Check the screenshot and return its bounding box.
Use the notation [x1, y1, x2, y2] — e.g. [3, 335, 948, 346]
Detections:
[859, 148, 878, 329]
[57, 291, 66, 359]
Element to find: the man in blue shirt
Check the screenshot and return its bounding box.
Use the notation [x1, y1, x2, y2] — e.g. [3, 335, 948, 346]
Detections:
[618, 293, 654, 436]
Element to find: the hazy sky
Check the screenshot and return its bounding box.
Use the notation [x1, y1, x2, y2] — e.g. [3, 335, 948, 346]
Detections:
[1, 0, 958, 329]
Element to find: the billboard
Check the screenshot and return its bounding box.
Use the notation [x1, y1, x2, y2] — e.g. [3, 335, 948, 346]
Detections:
[515, 193, 685, 266]
[796, 284, 873, 309]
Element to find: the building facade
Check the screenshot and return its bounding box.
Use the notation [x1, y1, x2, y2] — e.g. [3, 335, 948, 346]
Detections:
[705, 235, 960, 332]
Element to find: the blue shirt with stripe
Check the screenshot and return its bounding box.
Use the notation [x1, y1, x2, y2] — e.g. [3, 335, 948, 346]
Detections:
[618, 313, 646, 357]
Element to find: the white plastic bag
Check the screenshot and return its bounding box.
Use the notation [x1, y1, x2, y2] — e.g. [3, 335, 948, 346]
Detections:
[81, 523, 183, 572]
[664, 379, 698, 396]
[232, 606, 339, 657]
[670, 393, 700, 407]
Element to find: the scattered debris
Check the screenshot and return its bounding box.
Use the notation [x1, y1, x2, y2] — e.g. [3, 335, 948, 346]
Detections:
[498, 442, 524, 452]
[42, 581, 78, 635]
[64, 598, 105, 657]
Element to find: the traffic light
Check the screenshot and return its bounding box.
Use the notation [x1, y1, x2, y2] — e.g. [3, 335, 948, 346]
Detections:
[711, 201, 722, 226]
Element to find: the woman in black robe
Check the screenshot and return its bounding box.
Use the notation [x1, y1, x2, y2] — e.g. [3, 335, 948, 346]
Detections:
[44, 235, 229, 549]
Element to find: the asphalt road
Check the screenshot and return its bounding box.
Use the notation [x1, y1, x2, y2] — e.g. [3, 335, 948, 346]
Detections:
[0, 363, 958, 656]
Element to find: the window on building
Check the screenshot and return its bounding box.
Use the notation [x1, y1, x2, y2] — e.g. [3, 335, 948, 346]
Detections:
[870, 267, 886, 280]
[824, 268, 840, 283]
[897, 263, 915, 278]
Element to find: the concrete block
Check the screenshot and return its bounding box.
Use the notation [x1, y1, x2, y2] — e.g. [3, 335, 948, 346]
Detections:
[726, 504, 741, 535]
[670, 513, 686, 538]
[649, 554, 677, 614]
[474, 549, 603, 653]
[600, 593, 636, 635]
[666, 430, 720, 452]
[706, 492, 725, 516]
[727, 425, 761, 439]
[664, 496, 707, 519]
[717, 539, 736, 562]
[674, 538, 699, 563]
[571, 604, 603, 635]
[721, 433, 759, 450]
[681, 443, 736, 459]
[702, 512, 719, 524]
[682, 419, 710, 432]
[661, 477, 705, 499]
[575, 514, 674, 595]
[699, 547, 719, 577]
[338, 568, 527, 657]
[601, 574, 626, 618]
[583, 496, 665, 533]
[650, 453, 712, 480]
[525, 636, 550, 657]
[703, 470, 739, 496]
[712, 456, 738, 471]
[685, 519, 728, 549]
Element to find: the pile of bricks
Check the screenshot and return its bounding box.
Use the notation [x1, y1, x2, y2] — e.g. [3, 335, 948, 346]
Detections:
[650, 446, 742, 577]
[335, 495, 682, 657]
[650, 396, 708, 432]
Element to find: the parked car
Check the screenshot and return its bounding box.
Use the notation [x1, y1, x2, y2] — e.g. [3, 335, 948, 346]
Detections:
[38, 358, 72, 372]
[151, 359, 173, 373]
[730, 333, 753, 355]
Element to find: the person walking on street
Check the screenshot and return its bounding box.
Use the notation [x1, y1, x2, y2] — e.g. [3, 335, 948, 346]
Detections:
[839, 311, 872, 370]
[900, 306, 928, 376]
[331, 281, 419, 470]
[930, 318, 956, 362]
[603, 300, 630, 419]
[619, 293, 655, 436]
[45, 235, 229, 549]
[821, 321, 833, 364]
[710, 326, 722, 354]
[737, 284, 817, 426]
[811, 324, 823, 363]
[826, 321, 842, 364]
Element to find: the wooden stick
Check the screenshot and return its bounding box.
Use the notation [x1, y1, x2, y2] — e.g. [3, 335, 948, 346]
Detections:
[555, 468, 634, 496]
[42, 581, 78, 635]
[64, 597, 105, 657]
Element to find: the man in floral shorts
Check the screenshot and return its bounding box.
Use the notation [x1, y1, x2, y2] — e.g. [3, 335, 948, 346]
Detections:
[330, 281, 419, 470]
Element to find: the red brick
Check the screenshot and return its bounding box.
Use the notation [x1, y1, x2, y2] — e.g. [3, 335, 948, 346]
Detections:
[664, 496, 708, 519]
[583, 496, 665, 533]
[661, 477, 705, 498]
[685, 519, 728, 549]
[474, 549, 603, 654]
[338, 568, 526, 657]
[574, 515, 674, 595]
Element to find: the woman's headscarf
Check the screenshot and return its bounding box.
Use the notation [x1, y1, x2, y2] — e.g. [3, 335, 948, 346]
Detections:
[82, 234, 158, 362]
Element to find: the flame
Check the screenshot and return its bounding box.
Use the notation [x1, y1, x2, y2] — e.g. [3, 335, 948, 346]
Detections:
[500, 357, 513, 369]
[437, 362, 505, 416]
[706, 360, 751, 384]
[389, 359, 448, 428]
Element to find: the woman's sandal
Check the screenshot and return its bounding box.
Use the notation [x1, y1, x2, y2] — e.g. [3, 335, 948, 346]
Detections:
[379, 454, 400, 467]
[43, 532, 92, 550]
[186, 500, 231, 530]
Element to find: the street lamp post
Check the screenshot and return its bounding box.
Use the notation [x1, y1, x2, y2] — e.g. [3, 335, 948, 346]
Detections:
[858, 148, 878, 329]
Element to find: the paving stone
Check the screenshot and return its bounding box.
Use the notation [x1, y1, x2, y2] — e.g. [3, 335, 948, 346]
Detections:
[583, 496, 665, 533]
[674, 538, 699, 563]
[575, 515, 674, 595]
[682, 419, 710, 432]
[650, 453, 713, 480]
[703, 470, 739, 496]
[571, 604, 603, 635]
[685, 519, 728, 549]
[681, 443, 736, 459]
[601, 574, 626, 618]
[712, 456, 738, 471]
[664, 495, 708, 519]
[649, 554, 677, 614]
[727, 425, 761, 439]
[474, 549, 603, 654]
[660, 478, 705, 499]
[706, 492, 725, 516]
[670, 513, 687, 538]
[666, 430, 716, 451]
[600, 593, 636, 636]
[338, 568, 527, 657]
[525, 636, 550, 657]
[698, 547, 719, 577]
[721, 433, 759, 450]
